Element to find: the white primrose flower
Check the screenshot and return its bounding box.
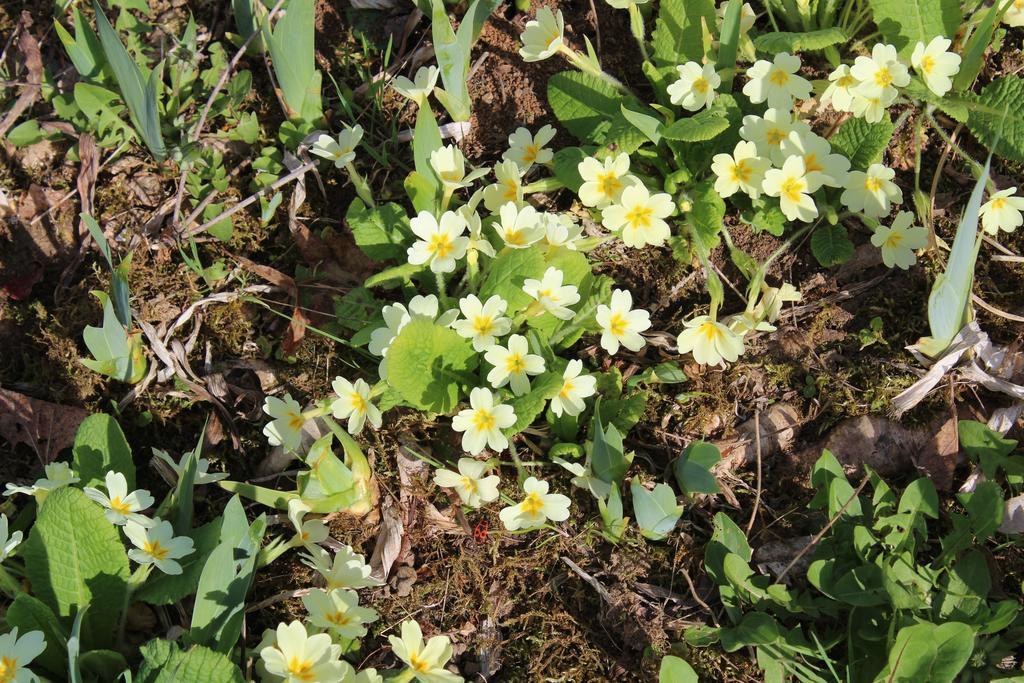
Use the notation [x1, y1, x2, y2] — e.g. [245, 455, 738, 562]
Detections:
[331, 377, 382, 435]
[4, 462, 79, 503]
[871, 211, 928, 269]
[263, 394, 307, 452]
[287, 499, 329, 550]
[1005, 0, 1024, 26]
[482, 160, 526, 213]
[260, 620, 349, 683]
[451, 294, 512, 351]
[716, 1, 756, 34]
[850, 43, 909, 101]
[668, 61, 721, 111]
[392, 65, 439, 103]
[302, 588, 380, 640]
[849, 88, 897, 123]
[1, 513, 23, 562]
[503, 124, 556, 171]
[493, 202, 545, 248]
[755, 282, 801, 323]
[911, 36, 960, 97]
[430, 145, 489, 193]
[726, 309, 776, 336]
[302, 545, 383, 590]
[779, 131, 850, 188]
[980, 187, 1024, 234]
[822, 64, 859, 112]
[124, 518, 195, 575]
[84, 471, 155, 527]
[542, 213, 586, 250]
[153, 449, 227, 485]
[553, 457, 611, 500]
[577, 153, 637, 208]
[483, 333, 546, 396]
[433, 458, 501, 508]
[519, 7, 564, 62]
[550, 359, 597, 417]
[742, 52, 812, 109]
[0, 627, 45, 683]
[739, 108, 812, 165]
[677, 315, 745, 366]
[711, 141, 770, 199]
[762, 156, 822, 222]
[408, 210, 470, 274]
[596, 289, 650, 355]
[498, 476, 571, 531]
[310, 125, 363, 168]
[389, 620, 463, 683]
[451, 388, 516, 455]
[458, 203, 497, 259]
[601, 184, 675, 248]
[522, 267, 581, 320]
[841, 163, 903, 217]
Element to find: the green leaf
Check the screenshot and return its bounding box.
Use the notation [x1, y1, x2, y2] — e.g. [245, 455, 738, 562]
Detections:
[661, 107, 731, 142]
[7, 120, 46, 147]
[345, 200, 412, 261]
[547, 71, 624, 145]
[674, 440, 721, 495]
[620, 103, 663, 144]
[363, 262, 422, 289]
[55, 9, 105, 81]
[412, 104, 443, 203]
[867, 0, 960, 57]
[753, 27, 847, 53]
[659, 655, 698, 683]
[882, 622, 974, 682]
[79, 649, 127, 682]
[716, 0, 742, 88]
[631, 480, 683, 541]
[22, 487, 129, 650]
[597, 391, 648, 433]
[651, 0, 715, 66]
[954, 1, 1005, 92]
[965, 76, 1024, 163]
[479, 247, 546, 315]
[706, 512, 752, 584]
[591, 406, 629, 485]
[829, 114, 894, 170]
[385, 319, 478, 413]
[5, 594, 68, 675]
[72, 413, 134, 489]
[688, 180, 726, 251]
[504, 372, 563, 436]
[898, 478, 939, 518]
[551, 147, 588, 193]
[958, 419, 1018, 478]
[263, 0, 321, 124]
[810, 224, 854, 266]
[136, 640, 244, 683]
[133, 518, 223, 605]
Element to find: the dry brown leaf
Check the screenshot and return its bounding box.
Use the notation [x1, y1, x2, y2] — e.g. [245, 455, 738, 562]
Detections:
[0, 388, 89, 463]
[0, 13, 42, 140]
[234, 254, 307, 353]
[915, 414, 959, 491]
[369, 500, 404, 581]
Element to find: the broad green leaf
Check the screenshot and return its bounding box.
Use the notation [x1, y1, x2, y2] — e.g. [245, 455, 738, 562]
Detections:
[720, 612, 780, 652]
[651, 0, 715, 66]
[882, 622, 974, 682]
[716, 0, 742, 88]
[706, 512, 751, 584]
[958, 419, 1018, 478]
[591, 406, 629, 485]
[965, 76, 1024, 163]
[479, 247, 546, 315]
[5, 594, 68, 675]
[72, 413, 134, 489]
[898, 478, 939, 518]
[674, 440, 721, 495]
[631, 480, 683, 541]
[954, 0, 1008, 92]
[597, 391, 648, 433]
[504, 372, 563, 436]
[547, 71, 624, 145]
[263, 0, 321, 124]
[829, 114, 894, 170]
[7, 120, 45, 147]
[867, 0, 960, 57]
[385, 319, 478, 413]
[620, 103, 662, 144]
[810, 224, 854, 267]
[136, 640, 245, 683]
[661, 107, 730, 142]
[412, 102, 443, 206]
[688, 180, 726, 251]
[54, 9, 105, 81]
[79, 649, 126, 682]
[753, 27, 847, 53]
[551, 146, 588, 193]
[659, 655, 699, 683]
[345, 200, 412, 261]
[22, 487, 129, 649]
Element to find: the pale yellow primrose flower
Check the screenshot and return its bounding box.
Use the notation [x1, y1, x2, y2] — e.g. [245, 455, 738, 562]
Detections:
[503, 124, 556, 171]
[519, 7, 564, 63]
[542, 213, 586, 250]
[601, 184, 674, 248]
[762, 156, 822, 222]
[756, 282, 801, 324]
[433, 457, 501, 508]
[911, 36, 960, 97]
[389, 620, 463, 683]
[302, 588, 380, 640]
[742, 52, 812, 109]
[1004, 0, 1024, 26]
[668, 61, 721, 111]
[779, 131, 850, 188]
[711, 141, 770, 199]
[310, 125, 363, 168]
[125, 518, 195, 575]
[739, 108, 812, 165]
[302, 545, 383, 590]
[523, 267, 581, 320]
[458, 204, 497, 259]
[331, 376, 382, 435]
[287, 498, 329, 551]
[84, 471, 155, 527]
[550, 359, 597, 417]
[263, 394, 307, 452]
[429, 145, 489, 192]
[260, 620, 349, 683]
[850, 88, 897, 124]
[596, 289, 650, 355]
[0, 627, 45, 683]
[3, 462, 78, 503]
[871, 211, 928, 269]
[484, 333, 546, 396]
[493, 202, 544, 248]
[677, 316, 745, 366]
[716, 1, 756, 33]
[850, 43, 909, 100]
[408, 210, 470, 274]
[451, 388, 516, 455]
[822, 64, 859, 112]
[1, 513, 23, 562]
[451, 294, 512, 352]
[980, 187, 1024, 235]
[392, 65, 439, 103]
[153, 449, 227, 485]
[499, 476, 571, 531]
[577, 153, 636, 208]
[840, 163, 903, 217]
[482, 160, 525, 213]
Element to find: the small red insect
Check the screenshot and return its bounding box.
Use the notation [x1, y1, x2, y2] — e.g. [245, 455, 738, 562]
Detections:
[472, 519, 489, 543]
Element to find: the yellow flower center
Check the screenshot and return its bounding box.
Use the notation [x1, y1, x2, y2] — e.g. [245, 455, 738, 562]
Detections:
[803, 153, 823, 174]
[537, 288, 554, 300]
[460, 476, 479, 494]
[502, 180, 519, 201]
[874, 67, 893, 87]
[698, 321, 724, 344]
[991, 198, 1007, 210]
[326, 611, 351, 626]
[505, 352, 526, 374]
[768, 68, 790, 86]
[287, 656, 315, 681]
[608, 312, 628, 336]
[0, 656, 18, 683]
[730, 159, 752, 183]
[596, 171, 623, 198]
[472, 315, 496, 335]
[692, 76, 709, 94]
[109, 496, 132, 514]
[864, 176, 883, 192]
[559, 379, 575, 399]
[836, 74, 856, 88]
[884, 231, 904, 249]
[521, 491, 545, 516]
[920, 55, 936, 74]
[780, 176, 806, 203]
[766, 127, 786, 146]
[624, 205, 653, 230]
[429, 232, 454, 258]
[504, 229, 527, 246]
[409, 651, 431, 673]
[143, 539, 169, 561]
[440, 169, 462, 183]
[523, 144, 539, 163]
[348, 391, 368, 414]
[471, 409, 496, 432]
[288, 413, 305, 431]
